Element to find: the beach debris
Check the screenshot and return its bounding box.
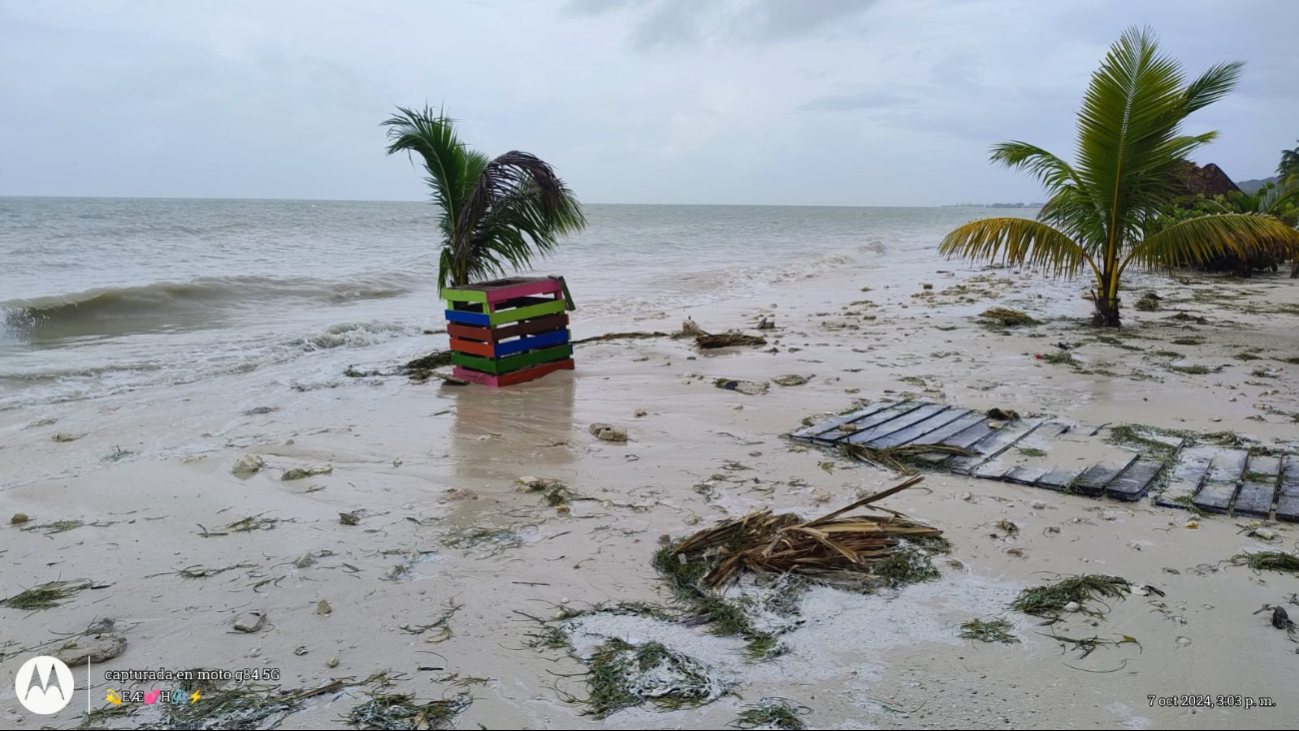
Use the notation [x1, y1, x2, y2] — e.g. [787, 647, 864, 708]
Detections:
[9, 513, 29, 525]
[1011, 574, 1131, 618]
[634, 408, 648, 417]
[441, 526, 524, 556]
[231, 454, 266, 478]
[730, 697, 812, 730]
[1229, 551, 1299, 575]
[339, 512, 360, 526]
[232, 611, 267, 633]
[20, 519, 85, 535]
[295, 553, 317, 569]
[714, 378, 769, 396]
[1135, 292, 1161, 311]
[519, 477, 574, 506]
[757, 317, 776, 330]
[1254, 604, 1295, 637]
[282, 464, 333, 481]
[402, 350, 453, 381]
[696, 330, 768, 349]
[583, 637, 734, 718]
[123, 670, 383, 729]
[659, 476, 942, 590]
[347, 692, 472, 730]
[572, 330, 671, 344]
[199, 514, 282, 537]
[52, 432, 83, 442]
[589, 423, 628, 442]
[2, 580, 92, 610]
[838, 442, 975, 475]
[979, 307, 1038, 327]
[987, 407, 1020, 421]
[676, 318, 705, 338]
[316, 600, 332, 616]
[244, 406, 277, 415]
[959, 618, 1019, 644]
[772, 374, 809, 387]
[995, 519, 1020, 536]
[55, 632, 126, 665]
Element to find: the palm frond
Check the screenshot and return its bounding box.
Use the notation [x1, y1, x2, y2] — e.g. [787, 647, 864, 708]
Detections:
[381, 106, 469, 246]
[1126, 213, 1299, 272]
[991, 141, 1084, 193]
[939, 217, 1093, 278]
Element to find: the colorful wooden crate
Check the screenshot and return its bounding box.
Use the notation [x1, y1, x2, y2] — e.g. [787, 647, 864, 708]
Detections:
[441, 276, 575, 387]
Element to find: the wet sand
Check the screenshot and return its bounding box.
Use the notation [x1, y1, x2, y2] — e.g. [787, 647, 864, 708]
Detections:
[3, 257, 1299, 729]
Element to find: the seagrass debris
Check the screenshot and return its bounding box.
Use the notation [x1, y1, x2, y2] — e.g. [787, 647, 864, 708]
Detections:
[839, 442, 976, 475]
[665, 476, 942, 589]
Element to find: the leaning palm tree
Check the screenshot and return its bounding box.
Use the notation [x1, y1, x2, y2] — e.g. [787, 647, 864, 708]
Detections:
[940, 27, 1299, 326]
[383, 106, 586, 289]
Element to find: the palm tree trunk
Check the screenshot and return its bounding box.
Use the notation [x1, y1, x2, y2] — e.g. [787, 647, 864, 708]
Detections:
[1092, 271, 1121, 327]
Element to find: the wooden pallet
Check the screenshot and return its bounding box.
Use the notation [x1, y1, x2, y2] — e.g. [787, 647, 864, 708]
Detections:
[792, 399, 1295, 511]
[441, 276, 574, 387]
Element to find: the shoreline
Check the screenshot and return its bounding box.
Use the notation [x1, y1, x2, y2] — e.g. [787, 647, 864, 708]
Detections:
[3, 252, 1299, 729]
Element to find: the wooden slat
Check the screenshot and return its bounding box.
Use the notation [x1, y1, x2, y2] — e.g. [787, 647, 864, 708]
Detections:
[801, 401, 924, 447]
[950, 420, 1042, 475]
[1192, 449, 1248, 513]
[1277, 457, 1299, 522]
[1154, 445, 1216, 509]
[790, 402, 899, 443]
[1235, 455, 1281, 517]
[869, 408, 972, 449]
[452, 344, 572, 375]
[453, 358, 573, 387]
[1037, 468, 1082, 491]
[940, 419, 997, 449]
[848, 404, 951, 445]
[1005, 466, 1051, 485]
[449, 337, 495, 358]
[489, 299, 567, 326]
[1073, 453, 1139, 497]
[911, 411, 987, 446]
[1105, 458, 1164, 501]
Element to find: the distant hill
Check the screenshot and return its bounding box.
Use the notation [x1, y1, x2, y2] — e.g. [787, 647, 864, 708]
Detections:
[1237, 176, 1281, 195]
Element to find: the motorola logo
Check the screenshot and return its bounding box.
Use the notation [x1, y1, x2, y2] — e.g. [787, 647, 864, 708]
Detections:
[14, 655, 74, 714]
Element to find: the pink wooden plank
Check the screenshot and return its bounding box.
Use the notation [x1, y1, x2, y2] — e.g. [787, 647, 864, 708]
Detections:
[485, 278, 563, 304]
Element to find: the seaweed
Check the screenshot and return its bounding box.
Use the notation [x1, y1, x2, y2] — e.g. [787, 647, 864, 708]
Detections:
[2, 580, 92, 610]
[838, 442, 975, 474]
[959, 618, 1019, 644]
[346, 692, 472, 730]
[730, 697, 812, 730]
[979, 308, 1038, 327]
[1229, 552, 1299, 575]
[1011, 574, 1130, 618]
[584, 638, 732, 718]
[1134, 292, 1161, 311]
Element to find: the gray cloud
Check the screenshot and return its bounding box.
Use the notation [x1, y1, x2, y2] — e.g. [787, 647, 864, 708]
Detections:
[1, 0, 1296, 206]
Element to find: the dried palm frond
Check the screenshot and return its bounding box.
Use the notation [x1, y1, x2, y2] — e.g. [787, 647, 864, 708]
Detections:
[665, 477, 941, 590]
[838, 442, 975, 474]
[696, 331, 768, 349]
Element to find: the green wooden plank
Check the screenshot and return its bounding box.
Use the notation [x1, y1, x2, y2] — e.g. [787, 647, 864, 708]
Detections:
[489, 299, 567, 326]
[452, 344, 572, 375]
[441, 288, 488, 304]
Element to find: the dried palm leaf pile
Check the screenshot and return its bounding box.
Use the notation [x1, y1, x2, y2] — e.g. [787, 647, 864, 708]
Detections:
[661, 476, 942, 591]
[675, 318, 767, 349]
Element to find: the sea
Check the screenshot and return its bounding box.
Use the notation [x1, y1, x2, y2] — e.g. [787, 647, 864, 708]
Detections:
[0, 197, 1019, 411]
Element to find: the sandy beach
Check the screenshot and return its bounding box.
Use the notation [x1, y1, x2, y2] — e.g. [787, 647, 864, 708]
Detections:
[4, 249, 1299, 729]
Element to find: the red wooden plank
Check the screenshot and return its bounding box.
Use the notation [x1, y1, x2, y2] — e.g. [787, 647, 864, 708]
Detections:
[449, 337, 495, 358]
[453, 358, 574, 387]
[448, 323, 493, 343]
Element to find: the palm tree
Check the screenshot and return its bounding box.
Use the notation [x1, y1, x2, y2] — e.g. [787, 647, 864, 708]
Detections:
[383, 106, 586, 289]
[1280, 140, 1299, 182]
[940, 27, 1299, 326]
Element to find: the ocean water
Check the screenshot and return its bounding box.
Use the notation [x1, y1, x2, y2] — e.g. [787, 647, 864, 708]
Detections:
[0, 197, 1015, 410]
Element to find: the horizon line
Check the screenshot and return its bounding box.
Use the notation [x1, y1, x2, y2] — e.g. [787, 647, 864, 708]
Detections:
[0, 194, 1036, 208]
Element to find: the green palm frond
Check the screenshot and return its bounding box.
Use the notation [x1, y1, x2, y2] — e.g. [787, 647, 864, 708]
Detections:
[382, 106, 586, 288]
[939, 217, 1093, 277]
[1277, 140, 1299, 178]
[1126, 213, 1299, 272]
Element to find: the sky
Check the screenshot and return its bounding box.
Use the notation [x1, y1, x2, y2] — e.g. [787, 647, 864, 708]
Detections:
[0, 0, 1295, 206]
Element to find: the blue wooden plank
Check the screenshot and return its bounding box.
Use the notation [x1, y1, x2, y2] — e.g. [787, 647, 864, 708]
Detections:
[495, 329, 571, 357]
[445, 309, 491, 326]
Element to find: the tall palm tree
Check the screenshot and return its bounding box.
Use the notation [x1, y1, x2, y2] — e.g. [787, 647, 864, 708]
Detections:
[1280, 140, 1299, 181]
[940, 27, 1299, 326]
[383, 106, 586, 289]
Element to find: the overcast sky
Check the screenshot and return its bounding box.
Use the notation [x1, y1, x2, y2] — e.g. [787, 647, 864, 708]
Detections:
[1, 0, 1295, 206]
